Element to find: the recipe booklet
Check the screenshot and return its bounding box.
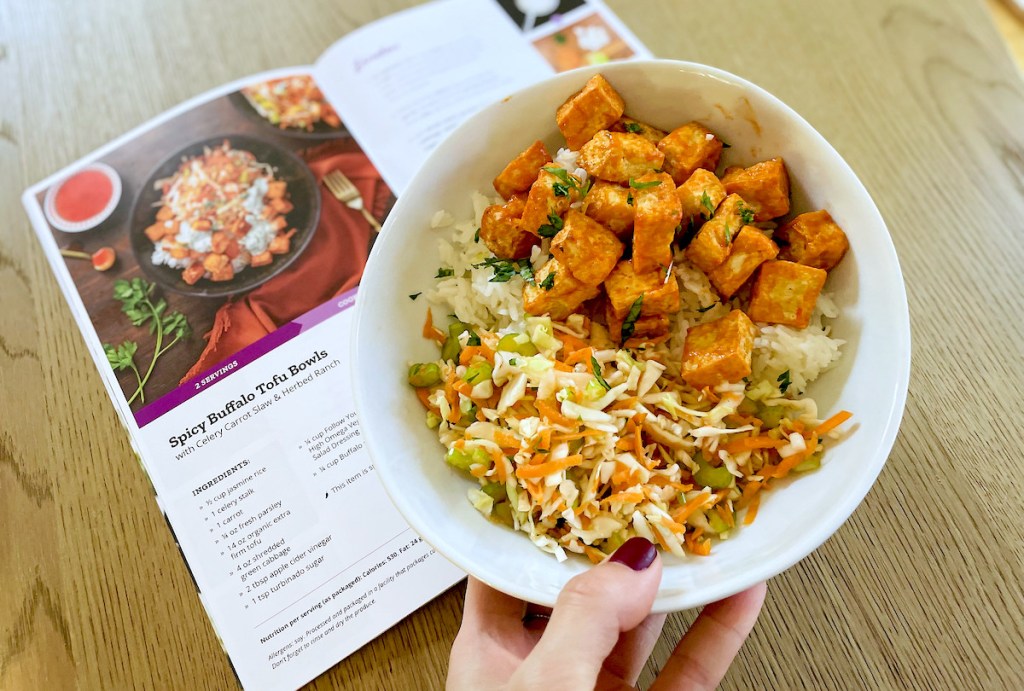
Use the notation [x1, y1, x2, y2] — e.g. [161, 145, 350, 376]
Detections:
[21, 1, 650, 689]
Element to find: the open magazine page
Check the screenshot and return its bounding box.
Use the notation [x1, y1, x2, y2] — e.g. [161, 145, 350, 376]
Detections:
[314, 0, 651, 192]
[20, 68, 462, 691]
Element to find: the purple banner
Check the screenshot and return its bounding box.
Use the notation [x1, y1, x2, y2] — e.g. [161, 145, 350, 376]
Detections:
[134, 288, 358, 428]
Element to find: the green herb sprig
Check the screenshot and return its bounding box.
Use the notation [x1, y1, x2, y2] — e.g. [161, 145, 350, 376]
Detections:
[473, 257, 536, 285]
[103, 278, 191, 404]
[591, 356, 611, 391]
[621, 296, 644, 340]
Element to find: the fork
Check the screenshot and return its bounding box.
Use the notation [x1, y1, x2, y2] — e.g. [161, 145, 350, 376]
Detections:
[322, 169, 382, 233]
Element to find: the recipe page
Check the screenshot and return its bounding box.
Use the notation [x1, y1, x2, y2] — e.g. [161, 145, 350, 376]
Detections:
[314, 0, 651, 191]
[21, 66, 464, 691]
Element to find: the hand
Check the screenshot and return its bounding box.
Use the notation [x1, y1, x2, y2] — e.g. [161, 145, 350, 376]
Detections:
[448, 537, 766, 690]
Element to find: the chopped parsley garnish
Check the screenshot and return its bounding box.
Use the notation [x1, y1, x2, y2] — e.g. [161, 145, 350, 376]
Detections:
[473, 228, 481, 243]
[473, 257, 536, 285]
[624, 122, 643, 134]
[537, 212, 564, 238]
[629, 178, 662, 189]
[542, 166, 592, 199]
[700, 191, 716, 219]
[777, 370, 792, 394]
[540, 271, 556, 291]
[721, 140, 731, 149]
[435, 267, 454, 278]
[509, 358, 517, 366]
[621, 296, 643, 340]
[696, 304, 716, 313]
[626, 192, 634, 206]
[408, 292, 421, 301]
[723, 223, 733, 244]
[591, 356, 611, 391]
[738, 202, 755, 225]
[467, 331, 482, 347]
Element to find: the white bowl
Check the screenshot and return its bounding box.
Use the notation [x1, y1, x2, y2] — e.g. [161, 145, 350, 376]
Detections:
[44, 162, 122, 233]
[353, 60, 910, 612]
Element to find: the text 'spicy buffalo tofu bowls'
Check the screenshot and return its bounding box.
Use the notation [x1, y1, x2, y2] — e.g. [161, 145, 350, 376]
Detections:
[353, 60, 910, 612]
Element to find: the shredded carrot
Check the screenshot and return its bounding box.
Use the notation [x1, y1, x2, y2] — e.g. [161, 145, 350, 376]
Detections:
[686, 534, 713, 556]
[658, 516, 688, 535]
[603, 491, 644, 504]
[743, 493, 761, 525]
[650, 525, 674, 551]
[615, 439, 632, 451]
[552, 361, 574, 372]
[444, 370, 461, 423]
[564, 346, 594, 368]
[815, 410, 853, 436]
[489, 448, 508, 482]
[459, 345, 495, 366]
[772, 432, 819, 478]
[415, 387, 437, 411]
[736, 480, 763, 510]
[422, 308, 446, 344]
[452, 379, 474, 398]
[671, 492, 710, 524]
[583, 546, 606, 564]
[469, 464, 488, 478]
[715, 503, 735, 529]
[553, 429, 605, 442]
[536, 399, 578, 428]
[722, 435, 786, 455]
[558, 332, 589, 353]
[515, 454, 583, 479]
[608, 397, 639, 411]
[494, 430, 520, 448]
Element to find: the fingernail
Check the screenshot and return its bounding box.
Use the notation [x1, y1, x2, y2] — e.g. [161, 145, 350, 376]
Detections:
[609, 537, 657, 571]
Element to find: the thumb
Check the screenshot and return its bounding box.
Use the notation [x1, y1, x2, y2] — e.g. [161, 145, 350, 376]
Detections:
[511, 538, 662, 690]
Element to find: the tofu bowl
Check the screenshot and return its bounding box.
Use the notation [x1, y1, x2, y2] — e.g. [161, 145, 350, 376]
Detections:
[352, 60, 910, 612]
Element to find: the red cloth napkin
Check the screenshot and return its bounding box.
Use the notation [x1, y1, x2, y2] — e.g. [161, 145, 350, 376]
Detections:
[181, 149, 387, 382]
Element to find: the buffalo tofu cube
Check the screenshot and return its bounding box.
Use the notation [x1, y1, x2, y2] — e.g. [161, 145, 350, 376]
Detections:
[681, 310, 756, 389]
[605, 302, 670, 344]
[707, 226, 779, 298]
[604, 260, 681, 319]
[610, 116, 667, 145]
[520, 169, 574, 236]
[657, 122, 723, 185]
[556, 74, 626, 150]
[523, 258, 600, 320]
[493, 140, 552, 200]
[480, 195, 538, 259]
[584, 181, 634, 237]
[550, 210, 624, 285]
[747, 260, 827, 328]
[684, 194, 746, 273]
[720, 158, 790, 221]
[776, 210, 850, 271]
[578, 131, 664, 183]
[677, 169, 727, 226]
[632, 172, 681, 275]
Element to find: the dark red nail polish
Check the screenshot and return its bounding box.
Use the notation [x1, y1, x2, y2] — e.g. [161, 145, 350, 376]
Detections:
[609, 537, 656, 571]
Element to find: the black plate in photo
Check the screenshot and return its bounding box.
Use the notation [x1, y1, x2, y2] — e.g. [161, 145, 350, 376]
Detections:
[129, 135, 321, 298]
[228, 90, 350, 140]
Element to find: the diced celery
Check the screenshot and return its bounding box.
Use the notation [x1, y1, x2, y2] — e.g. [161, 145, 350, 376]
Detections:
[464, 361, 493, 384]
[758, 404, 786, 429]
[425, 411, 441, 429]
[441, 336, 461, 362]
[497, 333, 538, 356]
[446, 446, 490, 471]
[601, 532, 627, 554]
[492, 502, 514, 526]
[738, 397, 759, 415]
[794, 451, 822, 473]
[408, 362, 442, 387]
[706, 509, 730, 534]
[693, 453, 735, 489]
[584, 378, 606, 401]
[481, 482, 506, 502]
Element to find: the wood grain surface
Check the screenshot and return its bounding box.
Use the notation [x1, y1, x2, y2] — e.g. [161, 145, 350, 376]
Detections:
[2, 1, 1023, 689]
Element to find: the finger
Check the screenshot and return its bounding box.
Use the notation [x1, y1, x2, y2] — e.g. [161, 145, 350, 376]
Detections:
[650, 582, 767, 691]
[601, 612, 667, 686]
[512, 538, 662, 690]
[461, 577, 525, 632]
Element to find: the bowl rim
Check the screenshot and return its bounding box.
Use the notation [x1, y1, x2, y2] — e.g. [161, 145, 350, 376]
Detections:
[44, 162, 122, 233]
[353, 58, 912, 612]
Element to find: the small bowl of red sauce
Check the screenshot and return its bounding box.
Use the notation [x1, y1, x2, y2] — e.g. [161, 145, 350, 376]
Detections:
[44, 162, 122, 233]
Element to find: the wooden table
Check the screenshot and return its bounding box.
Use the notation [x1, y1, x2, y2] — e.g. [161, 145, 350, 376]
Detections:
[2, 0, 1022, 688]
